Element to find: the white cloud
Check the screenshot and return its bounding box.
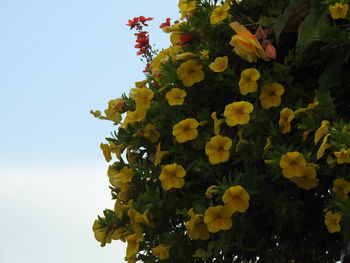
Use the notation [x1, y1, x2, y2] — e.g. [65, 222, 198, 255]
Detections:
[0, 163, 126, 263]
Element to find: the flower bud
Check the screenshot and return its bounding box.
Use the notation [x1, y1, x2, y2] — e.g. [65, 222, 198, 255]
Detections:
[205, 185, 218, 199]
[264, 43, 276, 60]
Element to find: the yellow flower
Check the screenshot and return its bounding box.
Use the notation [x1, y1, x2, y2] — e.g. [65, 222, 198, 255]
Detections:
[333, 178, 350, 201]
[109, 142, 125, 160]
[170, 31, 182, 46]
[205, 185, 218, 199]
[100, 143, 112, 162]
[129, 88, 154, 110]
[334, 148, 350, 164]
[104, 98, 124, 122]
[166, 88, 187, 106]
[111, 227, 128, 242]
[162, 22, 182, 33]
[154, 142, 169, 166]
[317, 134, 331, 160]
[204, 205, 233, 233]
[235, 130, 248, 152]
[205, 135, 232, 165]
[126, 232, 143, 259]
[229, 21, 269, 62]
[314, 120, 330, 144]
[128, 208, 145, 233]
[279, 151, 307, 179]
[210, 3, 230, 24]
[222, 186, 250, 213]
[150, 47, 182, 82]
[90, 110, 101, 118]
[92, 220, 111, 247]
[117, 183, 133, 202]
[159, 163, 186, 190]
[294, 98, 319, 114]
[279, 108, 295, 134]
[143, 124, 160, 143]
[175, 52, 197, 60]
[259, 83, 285, 109]
[185, 208, 209, 240]
[211, 112, 225, 135]
[177, 59, 205, 87]
[114, 199, 133, 219]
[152, 244, 171, 260]
[134, 79, 147, 88]
[93, 220, 128, 246]
[324, 211, 341, 233]
[120, 109, 147, 128]
[329, 3, 349, 19]
[169, 46, 184, 60]
[224, 101, 254, 127]
[178, 0, 197, 20]
[128, 208, 152, 233]
[126, 147, 139, 165]
[172, 118, 199, 143]
[108, 166, 133, 188]
[209, 56, 228, 72]
[290, 166, 319, 190]
[239, 68, 260, 95]
[199, 49, 209, 60]
[263, 136, 272, 156]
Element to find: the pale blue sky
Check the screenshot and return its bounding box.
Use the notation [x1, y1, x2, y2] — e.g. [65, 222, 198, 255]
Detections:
[0, 0, 178, 262]
[0, 0, 178, 165]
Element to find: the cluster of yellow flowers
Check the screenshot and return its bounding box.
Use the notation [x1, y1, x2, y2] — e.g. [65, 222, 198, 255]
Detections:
[185, 185, 250, 236]
[279, 152, 319, 190]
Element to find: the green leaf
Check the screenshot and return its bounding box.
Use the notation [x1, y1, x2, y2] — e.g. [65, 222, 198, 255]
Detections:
[317, 53, 344, 91]
[296, 9, 329, 52]
[258, 16, 275, 27]
[273, 0, 304, 42]
[192, 248, 212, 260]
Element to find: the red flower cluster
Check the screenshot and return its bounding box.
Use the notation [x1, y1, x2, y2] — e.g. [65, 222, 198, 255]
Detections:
[126, 16, 153, 56]
[126, 16, 153, 29]
[134, 31, 150, 55]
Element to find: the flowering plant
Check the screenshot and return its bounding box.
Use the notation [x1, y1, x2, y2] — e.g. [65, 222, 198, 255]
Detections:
[92, 0, 350, 262]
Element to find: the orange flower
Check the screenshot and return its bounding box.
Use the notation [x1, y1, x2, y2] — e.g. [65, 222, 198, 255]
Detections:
[229, 22, 269, 63]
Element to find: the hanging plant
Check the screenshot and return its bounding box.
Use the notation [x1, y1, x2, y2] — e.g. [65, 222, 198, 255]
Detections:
[92, 0, 350, 262]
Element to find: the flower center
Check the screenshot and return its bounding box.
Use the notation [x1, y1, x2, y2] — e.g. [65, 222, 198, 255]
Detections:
[182, 124, 192, 132]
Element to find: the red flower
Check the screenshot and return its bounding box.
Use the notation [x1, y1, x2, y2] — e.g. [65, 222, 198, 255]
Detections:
[160, 18, 171, 28]
[139, 16, 153, 26]
[143, 64, 150, 73]
[135, 38, 149, 48]
[126, 17, 139, 28]
[179, 34, 195, 47]
[135, 31, 148, 38]
[137, 46, 148, 55]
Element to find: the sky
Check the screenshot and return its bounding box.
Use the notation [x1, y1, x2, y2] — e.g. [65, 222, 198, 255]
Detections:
[0, 0, 178, 262]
